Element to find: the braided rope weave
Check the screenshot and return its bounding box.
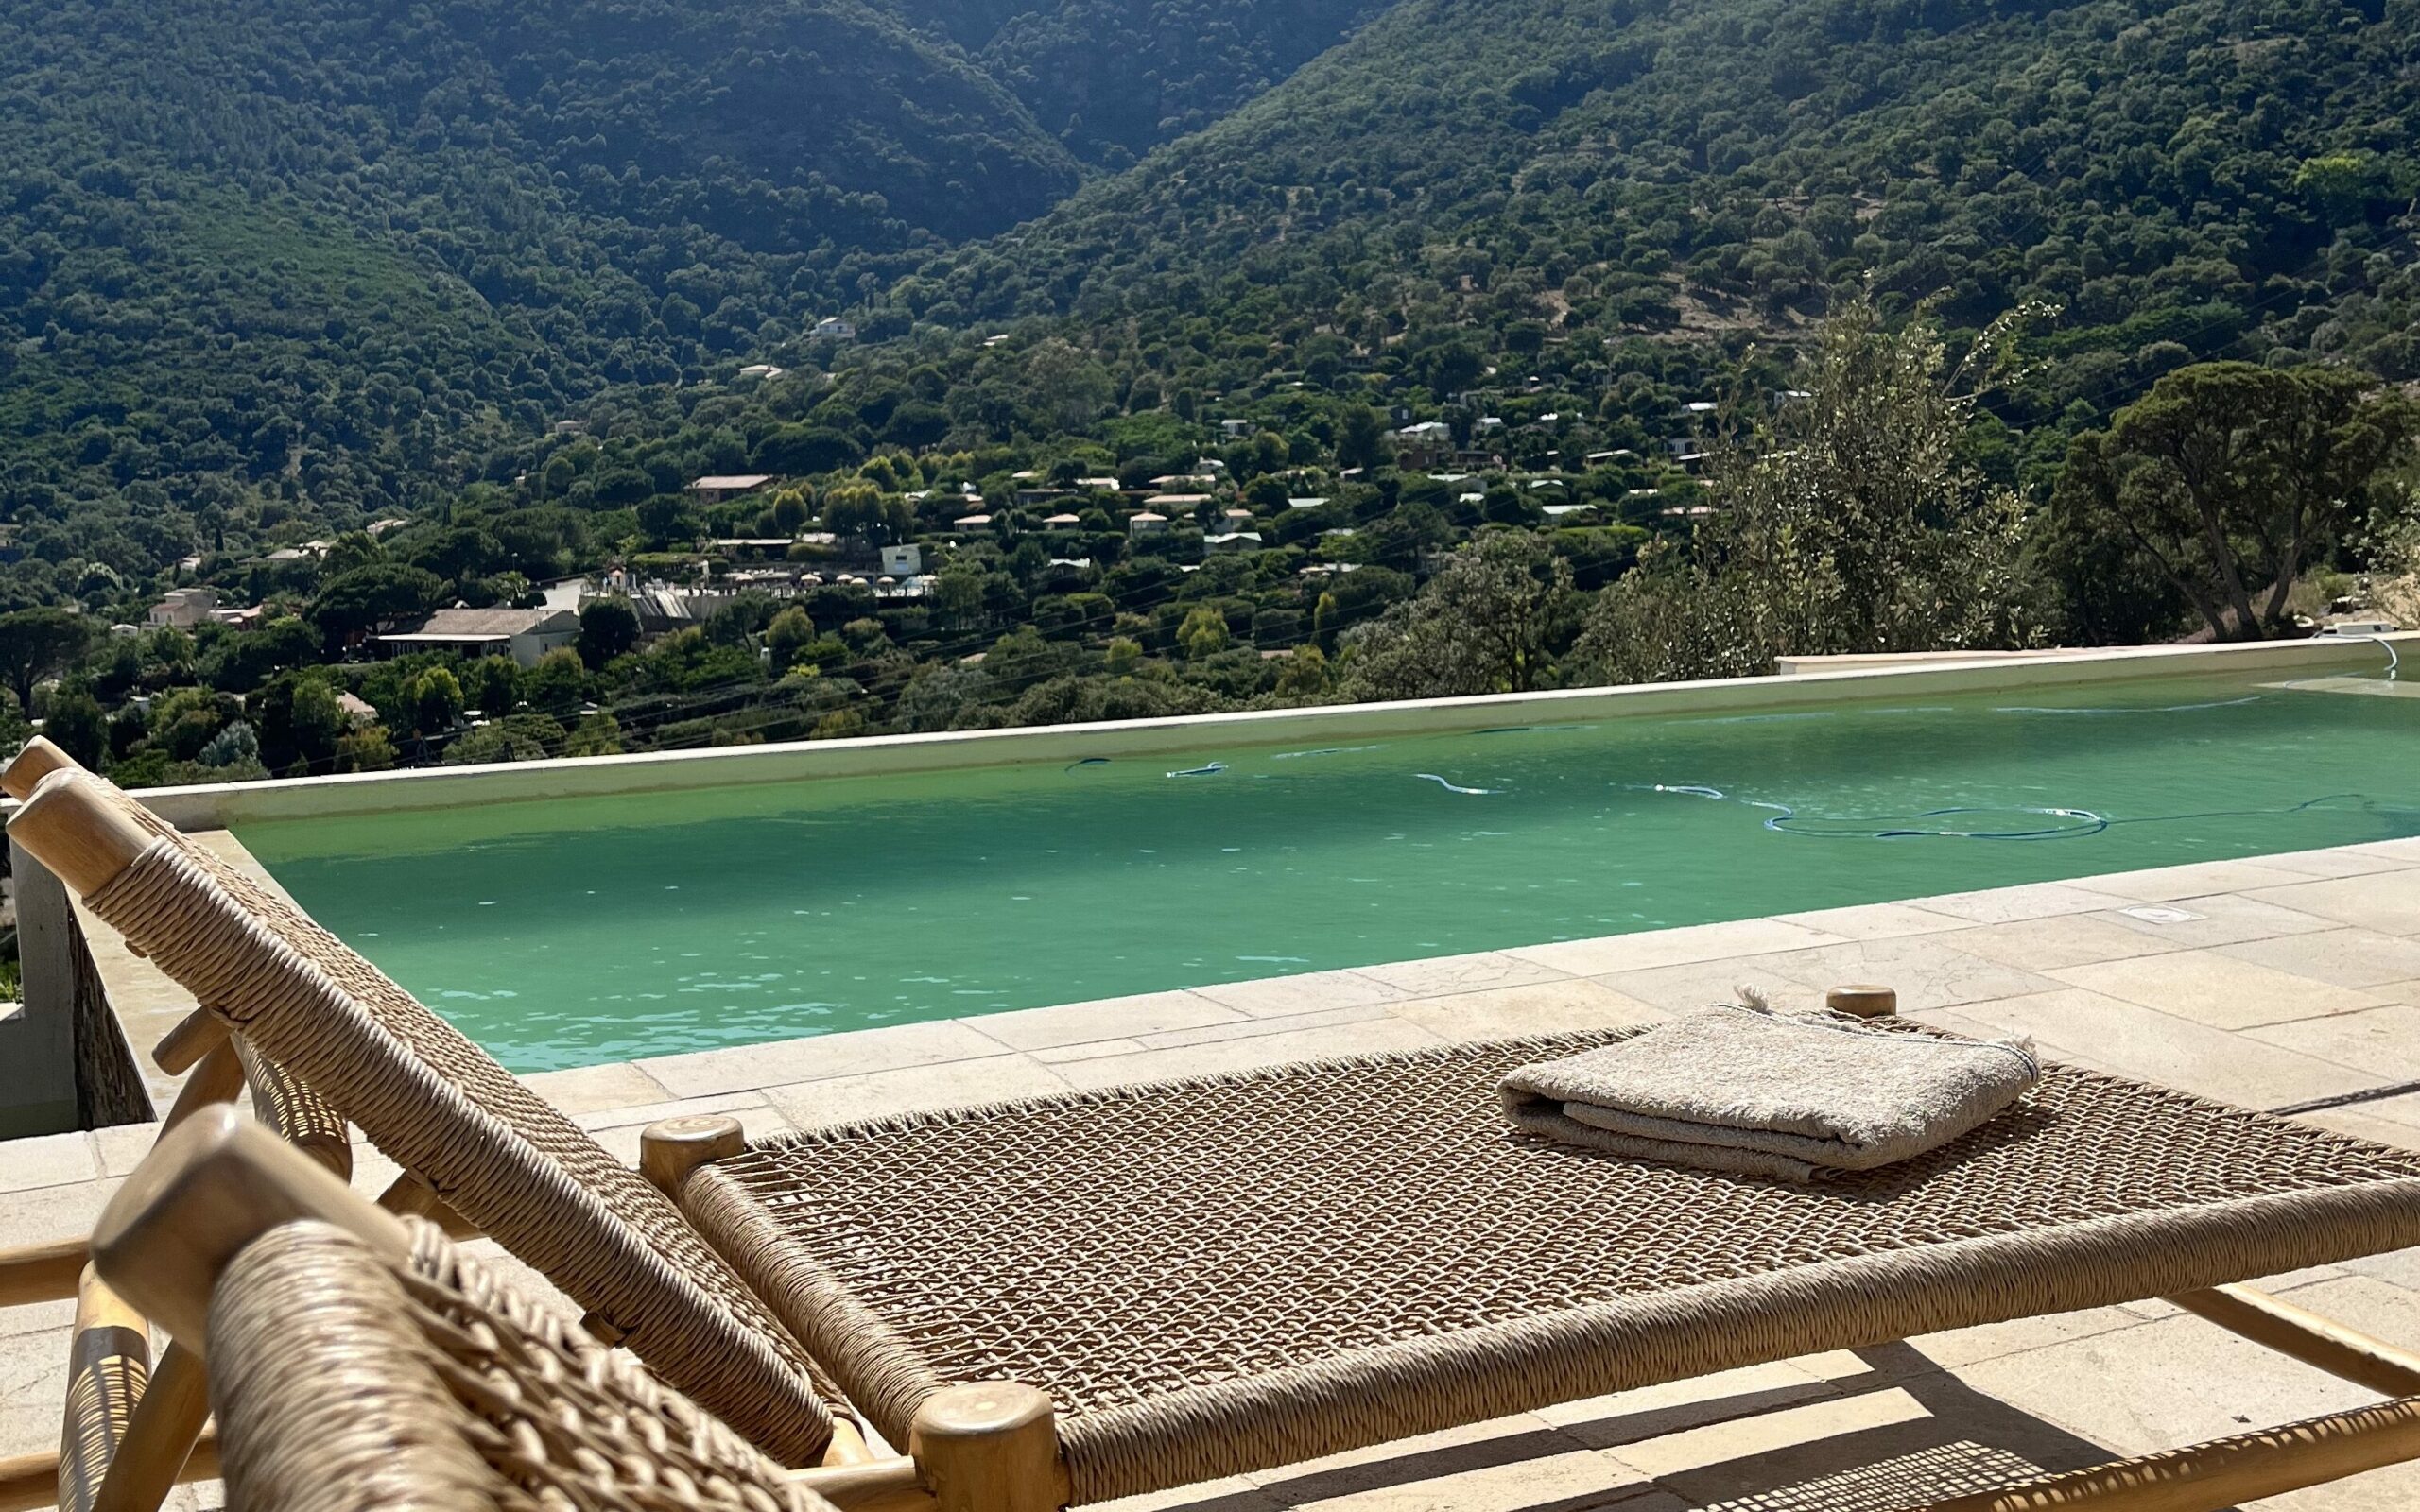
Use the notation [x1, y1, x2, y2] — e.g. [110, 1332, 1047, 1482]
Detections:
[209, 1217, 838, 1512]
[84, 826, 837, 1466]
[686, 1030, 2420, 1503]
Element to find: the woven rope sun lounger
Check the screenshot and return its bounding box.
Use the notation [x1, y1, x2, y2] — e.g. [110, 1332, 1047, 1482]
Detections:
[84, 1108, 857, 1512]
[0, 755, 847, 1487]
[16, 759, 2420, 1512]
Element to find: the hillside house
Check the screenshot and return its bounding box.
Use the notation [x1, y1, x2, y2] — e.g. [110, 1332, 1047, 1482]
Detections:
[813, 318, 857, 341]
[1394, 421, 1453, 467]
[880, 544, 925, 576]
[1205, 531, 1264, 555]
[690, 474, 776, 505]
[953, 514, 994, 535]
[1128, 512, 1169, 538]
[378, 608, 580, 668]
[147, 587, 220, 628]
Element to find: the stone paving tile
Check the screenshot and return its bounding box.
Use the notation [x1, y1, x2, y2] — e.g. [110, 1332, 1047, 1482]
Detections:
[1048, 1017, 1445, 1091]
[2349, 836, 2420, 863]
[1138, 1003, 1398, 1050]
[1757, 937, 2064, 1014]
[1532, 1362, 1842, 1449]
[1945, 1305, 2378, 1458]
[967, 990, 1245, 1052]
[1245, 1411, 1651, 1512]
[2377, 979, 2420, 1007]
[0, 1128, 95, 1194]
[1350, 950, 1572, 996]
[1187, 969, 1418, 1021]
[519, 1060, 673, 1116]
[2241, 872, 2420, 936]
[2047, 950, 2384, 1030]
[2296, 1101, 2420, 1150]
[2218, 928, 2420, 989]
[2256, 847, 2419, 880]
[89, 1119, 164, 1177]
[1504, 919, 1848, 977]
[1592, 958, 1824, 1015]
[1768, 902, 1973, 940]
[2246, 1005, 2420, 1079]
[0, 1173, 121, 1246]
[1390, 979, 1668, 1041]
[765, 1053, 1073, 1128]
[2254, 1459, 2420, 1511]
[2077, 858, 2319, 901]
[1031, 1037, 1150, 1065]
[1907, 883, 2137, 924]
[2089, 893, 2341, 949]
[569, 1088, 772, 1134]
[637, 1018, 1007, 1098]
[1951, 988, 2386, 1109]
[1944, 913, 2184, 971]
[1603, 1386, 1939, 1483]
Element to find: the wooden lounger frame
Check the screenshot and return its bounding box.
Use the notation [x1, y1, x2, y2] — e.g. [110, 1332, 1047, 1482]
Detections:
[4, 731, 2420, 1511]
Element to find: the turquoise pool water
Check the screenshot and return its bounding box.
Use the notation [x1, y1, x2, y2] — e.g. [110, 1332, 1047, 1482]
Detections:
[237, 668, 2420, 1071]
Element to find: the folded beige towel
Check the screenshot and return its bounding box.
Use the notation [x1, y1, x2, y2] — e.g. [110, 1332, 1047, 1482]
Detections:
[1499, 1000, 2040, 1182]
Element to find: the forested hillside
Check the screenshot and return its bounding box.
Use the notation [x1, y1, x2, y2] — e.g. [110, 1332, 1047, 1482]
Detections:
[885, 0, 1384, 163]
[909, 0, 2420, 478]
[0, 0, 1080, 523]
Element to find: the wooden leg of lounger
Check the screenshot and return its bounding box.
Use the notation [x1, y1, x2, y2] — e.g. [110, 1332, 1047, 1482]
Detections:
[2169, 1284, 2420, 1396]
[1, 734, 78, 800]
[910, 1383, 1067, 1512]
[160, 1039, 246, 1135]
[823, 1418, 880, 1466]
[373, 1171, 480, 1240]
[151, 1008, 229, 1077]
[794, 1455, 938, 1512]
[0, 1233, 89, 1308]
[88, 1342, 208, 1512]
[58, 1266, 148, 1512]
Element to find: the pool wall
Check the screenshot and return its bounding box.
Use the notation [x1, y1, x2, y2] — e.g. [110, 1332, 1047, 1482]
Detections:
[98, 633, 2420, 831]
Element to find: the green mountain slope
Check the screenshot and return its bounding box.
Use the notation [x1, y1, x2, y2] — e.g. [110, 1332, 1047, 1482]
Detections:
[0, 0, 1081, 516]
[886, 0, 1389, 163]
[910, 0, 2420, 411]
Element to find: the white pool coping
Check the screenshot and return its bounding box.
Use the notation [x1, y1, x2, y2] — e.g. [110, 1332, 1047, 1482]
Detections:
[95, 633, 2418, 829]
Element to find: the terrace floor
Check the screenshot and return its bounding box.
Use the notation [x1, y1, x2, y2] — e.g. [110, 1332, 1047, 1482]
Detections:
[6, 835, 2420, 1509]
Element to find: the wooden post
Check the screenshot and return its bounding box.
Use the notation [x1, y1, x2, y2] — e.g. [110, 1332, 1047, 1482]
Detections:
[89, 1341, 208, 1512]
[57, 1266, 148, 1512]
[159, 1038, 245, 1135]
[149, 1009, 229, 1077]
[1, 735, 78, 801]
[88, 1105, 408, 1351]
[4, 771, 156, 901]
[2170, 1283, 2420, 1397]
[373, 1172, 481, 1240]
[640, 1114, 747, 1195]
[1826, 984, 1897, 1020]
[0, 1234, 89, 1309]
[791, 1455, 937, 1512]
[908, 1383, 1067, 1512]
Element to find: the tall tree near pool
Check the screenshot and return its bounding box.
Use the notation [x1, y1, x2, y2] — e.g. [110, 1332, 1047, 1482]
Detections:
[2051, 365, 2419, 641]
[1574, 299, 2048, 683]
[0, 609, 97, 713]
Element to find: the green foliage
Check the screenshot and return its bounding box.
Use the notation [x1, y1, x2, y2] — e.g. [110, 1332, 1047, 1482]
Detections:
[1578, 301, 2047, 682]
[578, 599, 643, 668]
[42, 684, 108, 768]
[1342, 532, 1576, 697]
[2048, 363, 2420, 639]
[0, 610, 97, 710]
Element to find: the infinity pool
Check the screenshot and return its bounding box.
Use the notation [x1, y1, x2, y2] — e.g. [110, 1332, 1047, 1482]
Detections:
[237, 668, 2420, 1071]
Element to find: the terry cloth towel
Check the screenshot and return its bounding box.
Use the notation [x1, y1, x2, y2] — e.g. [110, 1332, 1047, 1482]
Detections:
[1499, 1001, 2041, 1182]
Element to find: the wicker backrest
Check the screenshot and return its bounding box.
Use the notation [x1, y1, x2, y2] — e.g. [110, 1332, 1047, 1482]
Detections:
[209, 1217, 837, 1511]
[74, 777, 837, 1466]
